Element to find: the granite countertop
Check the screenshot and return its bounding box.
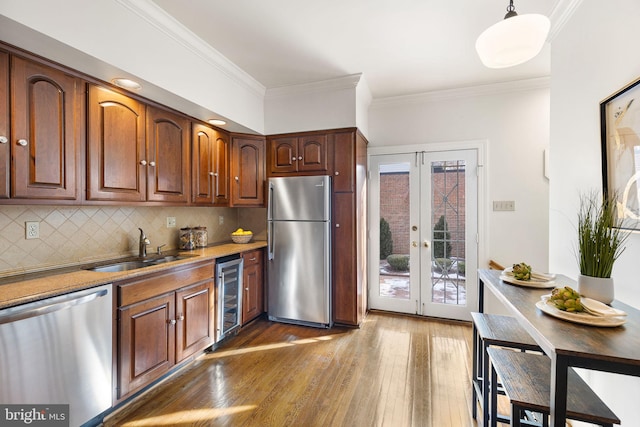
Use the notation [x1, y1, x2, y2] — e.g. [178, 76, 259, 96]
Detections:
[0, 241, 267, 310]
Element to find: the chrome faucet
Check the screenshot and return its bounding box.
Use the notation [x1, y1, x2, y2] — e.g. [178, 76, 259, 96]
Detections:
[138, 228, 150, 257]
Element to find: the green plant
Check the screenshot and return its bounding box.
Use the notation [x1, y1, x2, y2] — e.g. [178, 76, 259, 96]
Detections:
[576, 191, 629, 278]
[457, 260, 466, 276]
[433, 215, 452, 259]
[380, 217, 393, 259]
[433, 257, 453, 273]
[387, 254, 409, 271]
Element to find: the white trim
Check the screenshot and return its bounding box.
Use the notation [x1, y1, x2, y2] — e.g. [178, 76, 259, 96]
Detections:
[548, 0, 584, 41]
[265, 74, 363, 99]
[115, 0, 266, 98]
[371, 77, 550, 108]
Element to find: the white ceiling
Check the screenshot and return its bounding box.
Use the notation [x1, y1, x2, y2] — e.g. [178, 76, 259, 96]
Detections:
[152, 0, 561, 99]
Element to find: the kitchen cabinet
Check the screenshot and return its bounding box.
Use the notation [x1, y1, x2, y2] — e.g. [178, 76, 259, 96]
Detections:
[332, 130, 368, 327]
[242, 249, 264, 325]
[9, 56, 81, 200]
[117, 261, 214, 400]
[0, 51, 8, 198]
[87, 85, 146, 202]
[145, 106, 191, 203]
[267, 133, 329, 175]
[87, 86, 191, 203]
[230, 135, 265, 207]
[192, 122, 229, 205]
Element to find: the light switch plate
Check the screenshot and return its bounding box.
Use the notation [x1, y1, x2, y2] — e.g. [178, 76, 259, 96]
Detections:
[25, 221, 39, 239]
[166, 217, 176, 228]
[493, 201, 515, 211]
[219, 216, 224, 225]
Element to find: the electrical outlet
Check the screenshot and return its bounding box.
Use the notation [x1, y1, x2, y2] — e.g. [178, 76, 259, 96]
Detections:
[25, 221, 39, 239]
[492, 200, 515, 211]
[218, 216, 224, 225]
[166, 216, 176, 228]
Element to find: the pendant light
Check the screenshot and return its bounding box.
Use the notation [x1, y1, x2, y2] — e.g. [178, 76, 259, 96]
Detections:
[476, 0, 550, 69]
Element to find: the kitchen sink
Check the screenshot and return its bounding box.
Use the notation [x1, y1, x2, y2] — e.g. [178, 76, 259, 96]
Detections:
[86, 253, 198, 273]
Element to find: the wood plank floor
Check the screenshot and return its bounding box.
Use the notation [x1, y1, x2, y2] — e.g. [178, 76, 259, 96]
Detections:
[105, 312, 477, 427]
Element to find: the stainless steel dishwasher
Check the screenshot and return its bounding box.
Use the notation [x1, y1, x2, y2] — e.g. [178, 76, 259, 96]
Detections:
[0, 283, 113, 427]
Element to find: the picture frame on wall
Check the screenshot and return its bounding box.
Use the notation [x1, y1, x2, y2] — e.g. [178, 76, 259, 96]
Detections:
[600, 76, 640, 230]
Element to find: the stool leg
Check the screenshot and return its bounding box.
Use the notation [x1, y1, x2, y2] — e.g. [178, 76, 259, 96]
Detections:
[484, 341, 492, 427]
[511, 404, 522, 427]
[472, 325, 479, 419]
[490, 358, 498, 427]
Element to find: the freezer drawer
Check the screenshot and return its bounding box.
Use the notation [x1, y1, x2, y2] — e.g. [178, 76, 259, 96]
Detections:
[268, 220, 331, 327]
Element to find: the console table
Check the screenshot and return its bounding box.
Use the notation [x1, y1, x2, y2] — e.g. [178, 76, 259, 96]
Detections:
[478, 269, 640, 426]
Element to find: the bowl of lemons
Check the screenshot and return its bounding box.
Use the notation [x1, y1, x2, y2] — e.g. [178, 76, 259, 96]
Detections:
[231, 228, 253, 244]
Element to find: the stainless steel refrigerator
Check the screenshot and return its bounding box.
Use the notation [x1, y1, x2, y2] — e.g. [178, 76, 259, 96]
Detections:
[267, 175, 332, 328]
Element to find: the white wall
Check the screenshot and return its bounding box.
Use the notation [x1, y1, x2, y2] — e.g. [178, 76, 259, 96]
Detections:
[549, 1, 640, 424]
[369, 80, 551, 272]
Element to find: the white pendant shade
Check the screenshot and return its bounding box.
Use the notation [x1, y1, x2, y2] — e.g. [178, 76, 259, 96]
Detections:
[476, 13, 550, 69]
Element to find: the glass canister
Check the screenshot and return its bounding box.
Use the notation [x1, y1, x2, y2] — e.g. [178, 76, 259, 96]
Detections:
[193, 226, 208, 248]
[179, 227, 195, 250]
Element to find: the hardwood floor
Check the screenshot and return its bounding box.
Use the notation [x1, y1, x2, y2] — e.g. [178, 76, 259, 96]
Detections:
[105, 312, 476, 427]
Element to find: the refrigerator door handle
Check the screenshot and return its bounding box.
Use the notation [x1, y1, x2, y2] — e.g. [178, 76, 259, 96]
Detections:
[267, 182, 274, 221]
[268, 220, 275, 260]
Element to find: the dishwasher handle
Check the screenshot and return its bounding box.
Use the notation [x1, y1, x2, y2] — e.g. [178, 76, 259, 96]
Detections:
[0, 287, 109, 325]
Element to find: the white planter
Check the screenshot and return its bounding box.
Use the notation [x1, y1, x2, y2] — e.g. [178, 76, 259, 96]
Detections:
[577, 274, 614, 304]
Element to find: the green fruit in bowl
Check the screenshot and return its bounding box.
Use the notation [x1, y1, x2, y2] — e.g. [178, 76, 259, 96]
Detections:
[512, 262, 532, 281]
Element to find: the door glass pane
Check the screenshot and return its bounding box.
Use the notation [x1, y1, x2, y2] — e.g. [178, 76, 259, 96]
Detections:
[430, 160, 466, 305]
[378, 162, 410, 299]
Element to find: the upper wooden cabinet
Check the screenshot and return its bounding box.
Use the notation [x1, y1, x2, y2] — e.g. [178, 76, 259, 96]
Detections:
[268, 134, 329, 175]
[0, 51, 9, 199]
[146, 106, 190, 203]
[9, 56, 81, 200]
[230, 135, 265, 207]
[192, 122, 229, 205]
[87, 85, 190, 203]
[332, 131, 356, 193]
[87, 85, 146, 202]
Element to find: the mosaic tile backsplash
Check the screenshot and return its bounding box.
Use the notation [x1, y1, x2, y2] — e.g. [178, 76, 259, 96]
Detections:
[0, 205, 267, 276]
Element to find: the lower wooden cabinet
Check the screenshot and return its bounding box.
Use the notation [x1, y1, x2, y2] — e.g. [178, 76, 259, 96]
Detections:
[116, 262, 214, 400]
[242, 249, 264, 324]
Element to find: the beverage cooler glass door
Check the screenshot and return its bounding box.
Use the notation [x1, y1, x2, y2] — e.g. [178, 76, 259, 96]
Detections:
[216, 257, 243, 341]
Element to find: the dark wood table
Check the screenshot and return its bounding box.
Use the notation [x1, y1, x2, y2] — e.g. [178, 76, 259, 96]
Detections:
[478, 269, 640, 426]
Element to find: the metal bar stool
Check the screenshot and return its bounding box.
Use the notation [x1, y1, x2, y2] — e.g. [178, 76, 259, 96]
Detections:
[471, 312, 542, 426]
[487, 347, 620, 427]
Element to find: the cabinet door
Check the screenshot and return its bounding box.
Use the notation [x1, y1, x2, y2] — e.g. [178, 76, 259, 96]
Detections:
[11, 57, 80, 200]
[333, 131, 355, 193]
[242, 250, 263, 324]
[0, 51, 8, 199]
[333, 192, 359, 326]
[87, 85, 146, 201]
[175, 280, 214, 362]
[118, 293, 175, 398]
[192, 122, 214, 204]
[268, 136, 297, 174]
[146, 106, 190, 203]
[298, 135, 329, 172]
[231, 136, 265, 206]
[212, 129, 230, 205]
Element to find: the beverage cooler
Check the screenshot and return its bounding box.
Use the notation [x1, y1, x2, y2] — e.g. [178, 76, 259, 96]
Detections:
[216, 254, 243, 342]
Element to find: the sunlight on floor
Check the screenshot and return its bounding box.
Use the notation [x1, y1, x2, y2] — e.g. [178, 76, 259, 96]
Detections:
[203, 333, 345, 359]
[120, 406, 257, 426]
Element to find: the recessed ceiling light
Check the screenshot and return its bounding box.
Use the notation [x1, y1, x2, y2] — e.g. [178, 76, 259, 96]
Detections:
[208, 119, 227, 126]
[111, 78, 142, 90]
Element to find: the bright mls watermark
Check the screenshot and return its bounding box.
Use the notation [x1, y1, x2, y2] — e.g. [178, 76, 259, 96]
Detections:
[0, 405, 69, 426]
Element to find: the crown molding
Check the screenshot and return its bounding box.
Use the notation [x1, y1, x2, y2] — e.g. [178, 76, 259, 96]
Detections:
[371, 77, 550, 108]
[115, 0, 266, 98]
[266, 73, 363, 99]
[548, 0, 584, 41]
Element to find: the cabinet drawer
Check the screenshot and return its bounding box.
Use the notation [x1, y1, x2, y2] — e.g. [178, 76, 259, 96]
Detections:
[242, 249, 262, 266]
[118, 262, 214, 307]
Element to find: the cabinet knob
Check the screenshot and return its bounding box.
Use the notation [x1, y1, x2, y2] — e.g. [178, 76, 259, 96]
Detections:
[179, 315, 185, 321]
[0, 136, 7, 144]
[298, 156, 303, 160]
[17, 139, 28, 147]
[245, 287, 249, 291]
[334, 171, 340, 176]
[149, 161, 156, 167]
[235, 176, 239, 181]
[213, 172, 218, 177]
[209, 171, 214, 176]
[140, 160, 147, 166]
[292, 157, 297, 162]
[336, 223, 340, 228]
[168, 319, 176, 325]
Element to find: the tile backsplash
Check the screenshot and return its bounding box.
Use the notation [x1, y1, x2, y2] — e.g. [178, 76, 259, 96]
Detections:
[0, 205, 267, 276]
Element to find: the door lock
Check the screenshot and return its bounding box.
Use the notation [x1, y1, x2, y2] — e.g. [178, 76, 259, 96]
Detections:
[412, 241, 417, 247]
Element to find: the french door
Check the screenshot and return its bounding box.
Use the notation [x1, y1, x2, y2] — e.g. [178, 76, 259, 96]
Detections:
[369, 149, 478, 321]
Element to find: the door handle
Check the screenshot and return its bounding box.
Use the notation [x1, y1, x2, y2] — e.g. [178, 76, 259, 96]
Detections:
[412, 241, 417, 247]
[423, 240, 430, 248]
